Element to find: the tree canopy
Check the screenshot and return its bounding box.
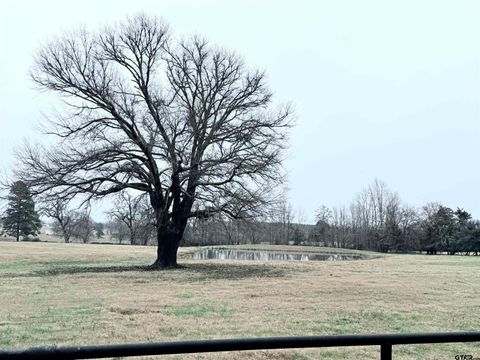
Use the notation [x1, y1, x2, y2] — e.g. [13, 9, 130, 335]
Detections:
[15, 14, 293, 267]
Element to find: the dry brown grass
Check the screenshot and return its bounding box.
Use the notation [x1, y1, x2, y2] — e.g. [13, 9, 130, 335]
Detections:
[0, 241, 479, 359]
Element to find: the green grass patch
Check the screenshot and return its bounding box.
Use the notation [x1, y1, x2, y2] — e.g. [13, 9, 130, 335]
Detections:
[159, 326, 187, 337]
[0, 261, 30, 272]
[0, 304, 103, 348]
[327, 310, 423, 334]
[169, 302, 233, 319]
[174, 291, 195, 299]
[288, 354, 310, 360]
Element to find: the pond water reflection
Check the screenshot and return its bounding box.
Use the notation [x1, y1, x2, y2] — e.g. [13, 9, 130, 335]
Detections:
[190, 249, 362, 262]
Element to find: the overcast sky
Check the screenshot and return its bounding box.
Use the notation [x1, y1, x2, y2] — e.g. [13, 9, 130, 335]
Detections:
[1, 0, 479, 222]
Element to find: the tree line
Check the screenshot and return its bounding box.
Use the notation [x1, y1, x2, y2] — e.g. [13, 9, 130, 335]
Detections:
[0, 181, 104, 243]
[1, 179, 479, 255]
[310, 179, 480, 255]
[178, 180, 480, 256]
[1, 181, 305, 246]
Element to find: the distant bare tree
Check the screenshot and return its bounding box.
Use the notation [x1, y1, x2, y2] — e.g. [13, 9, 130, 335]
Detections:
[15, 15, 292, 268]
[108, 192, 154, 245]
[71, 208, 95, 243]
[312, 205, 332, 245]
[260, 190, 293, 245]
[315, 205, 331, 224]
[104, 218, 129, 244]
[382, 192, 402, 252]
[397, 206, 419, 250]
[40, 199, 75, 243]
[41, 199, 97, 243]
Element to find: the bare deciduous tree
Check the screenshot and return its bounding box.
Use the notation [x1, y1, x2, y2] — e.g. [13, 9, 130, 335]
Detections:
[40, 199, 75, 243]
[104, 218, 129, 244]
[108, 192, 154, 245]
[71, 208, 95, 244]
[15, 15, 292, 268]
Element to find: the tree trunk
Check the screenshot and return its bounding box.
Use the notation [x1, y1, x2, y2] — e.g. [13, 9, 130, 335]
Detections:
[63, 230, 70, 243]
[151, 226, 182, 269]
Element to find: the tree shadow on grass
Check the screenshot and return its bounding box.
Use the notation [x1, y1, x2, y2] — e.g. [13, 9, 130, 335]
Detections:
[0, 265, 150, 278]
[177, 262, 288, 281]
[0, 262, 289, 281]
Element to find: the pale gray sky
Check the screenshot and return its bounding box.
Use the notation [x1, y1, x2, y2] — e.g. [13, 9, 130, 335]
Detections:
[1, 0, 479, 222]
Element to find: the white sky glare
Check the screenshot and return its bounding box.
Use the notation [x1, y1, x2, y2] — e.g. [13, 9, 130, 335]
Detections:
[0, 0, 479, 222]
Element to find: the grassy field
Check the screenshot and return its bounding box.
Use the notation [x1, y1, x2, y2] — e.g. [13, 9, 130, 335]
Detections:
[0, 241, 479, 359]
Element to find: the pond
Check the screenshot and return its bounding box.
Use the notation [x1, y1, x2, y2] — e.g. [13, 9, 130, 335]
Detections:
[190, 249, 362, 262]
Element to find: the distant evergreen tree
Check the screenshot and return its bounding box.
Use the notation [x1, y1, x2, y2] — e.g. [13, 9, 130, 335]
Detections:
[2, 181, 41, 241]
[454, 208, 472, 225]
[469, 221, 480, 255]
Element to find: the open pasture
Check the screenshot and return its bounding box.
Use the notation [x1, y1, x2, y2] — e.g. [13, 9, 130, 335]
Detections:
[0, 241, 479, 359]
